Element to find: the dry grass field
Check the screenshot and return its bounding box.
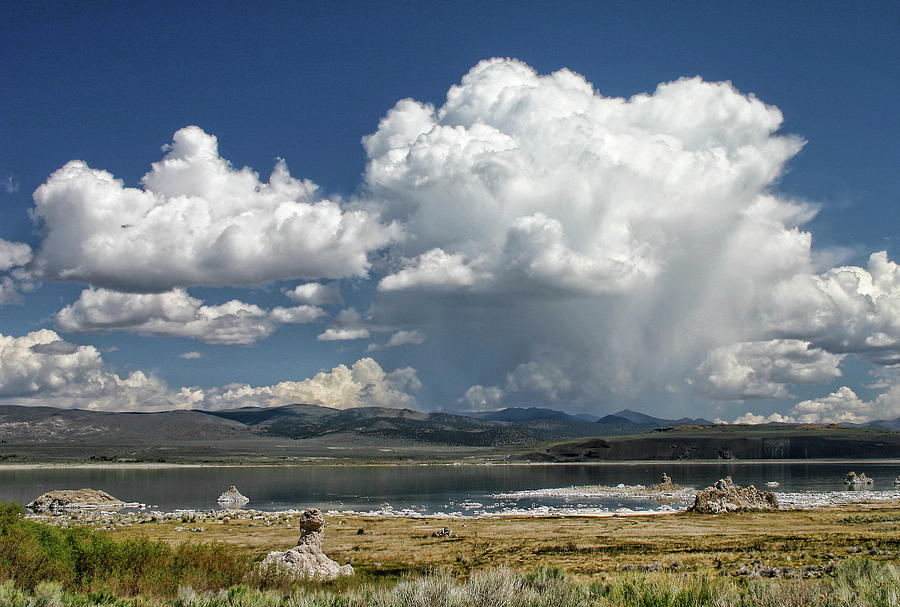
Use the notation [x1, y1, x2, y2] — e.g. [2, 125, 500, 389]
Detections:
[10, 501, 900, 606]
[90, 504, 900, 580]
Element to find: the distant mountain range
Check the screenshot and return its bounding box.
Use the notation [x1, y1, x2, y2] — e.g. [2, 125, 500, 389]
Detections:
[0, 403, 712, 450]
[447, 406, 711, 426]
[201, 403, 711, 445]
[3, 402, 895, 455]
[3, 403, 900, 463]
[859, 418, 900, 431]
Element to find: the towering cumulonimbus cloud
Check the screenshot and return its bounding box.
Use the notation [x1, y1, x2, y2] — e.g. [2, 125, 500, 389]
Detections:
[30, 126, 401, 292]
[358, 58, 900, 417]
[365, 59, 805, 298]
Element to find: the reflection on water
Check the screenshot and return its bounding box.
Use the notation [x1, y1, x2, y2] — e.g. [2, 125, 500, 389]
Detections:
[2, 462, 900, 515]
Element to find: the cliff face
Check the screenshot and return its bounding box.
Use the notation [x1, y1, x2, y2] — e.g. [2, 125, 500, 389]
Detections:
[523, 427, 900, 462]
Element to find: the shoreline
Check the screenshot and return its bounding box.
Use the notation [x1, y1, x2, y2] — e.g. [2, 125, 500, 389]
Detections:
[12, 490, 900, 523]
[6, 457, 900, 470]
[20, 488, 900, 521]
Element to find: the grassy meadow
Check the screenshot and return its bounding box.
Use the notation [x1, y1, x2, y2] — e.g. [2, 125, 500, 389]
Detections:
[5, 499, 900, 605]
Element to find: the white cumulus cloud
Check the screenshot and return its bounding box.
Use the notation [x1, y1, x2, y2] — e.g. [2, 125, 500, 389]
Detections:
[318, 328, 371, 341]
[458, 384, 505, 411]
[317, 308, 373, 341]
[696, 340, 845, 400]
[30, 126, 401, 291]
[0, 329, 106, 398]
[365, 58, 802, 299]
[204, 357, 421, 410]
[0, 329, 203, 410]
[791, 386, 875, 424]
[386, 329, 425, 347]
[283, 282, 343, 306]
[760, 252, 900, 364]
[56, 287, 325, 345]
[0, 330, 421, 412]
[379, 248, 489, 292]
[0, 239, 31, 272]
[733, 412, 797, 424]
[737, 381, 900, 425]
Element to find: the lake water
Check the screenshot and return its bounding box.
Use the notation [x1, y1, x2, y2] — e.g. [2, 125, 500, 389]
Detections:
[3, 462, 900, 516]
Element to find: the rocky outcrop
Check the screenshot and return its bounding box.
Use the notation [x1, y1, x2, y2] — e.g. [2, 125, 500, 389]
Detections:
[688, 477, 779, 514]
[649, 473, 680, 491]
[432, 526, 453, 537]
[216, 485, 249, 505]
[27, 489, 124, 514]
[259, 509, 353, 580]
[844, 472, 873, 486]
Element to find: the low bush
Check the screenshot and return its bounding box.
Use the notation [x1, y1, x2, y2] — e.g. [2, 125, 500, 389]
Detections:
[0, 500, 254, 598]
[4, 501, 900, 607]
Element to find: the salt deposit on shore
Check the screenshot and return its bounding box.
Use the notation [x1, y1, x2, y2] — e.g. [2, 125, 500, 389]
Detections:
[20, 488, 900, 527]
[24, 507, 310, 530]
[23, 502, 683, 528]
[777, 490, 900, 509]
[494, 484, 900, 512]
[492, 483, 696, 503]
[325, 504, 681, 518]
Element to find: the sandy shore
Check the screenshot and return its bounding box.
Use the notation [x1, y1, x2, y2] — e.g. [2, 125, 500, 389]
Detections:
[6, 457, 900, 470]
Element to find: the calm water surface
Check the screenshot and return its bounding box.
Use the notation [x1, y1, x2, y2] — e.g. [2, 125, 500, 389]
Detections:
[2, 462, 899, 515]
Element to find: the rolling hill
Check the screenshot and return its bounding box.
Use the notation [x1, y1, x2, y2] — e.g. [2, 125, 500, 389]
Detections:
[4, 403, 899, 463]
[0, 403, 620, 453]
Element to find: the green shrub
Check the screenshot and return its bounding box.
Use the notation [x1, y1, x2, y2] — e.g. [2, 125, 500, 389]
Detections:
[0, 500, 252, 598]
[827, 558, 900, 607]
[390, 569, 458, 607]
[0, 579, 31, 607]
[461, 567, 523, 607]
[593, 572, 737, 607]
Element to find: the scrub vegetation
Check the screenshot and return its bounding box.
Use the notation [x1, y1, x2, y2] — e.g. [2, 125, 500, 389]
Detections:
[6, 500, 900, 605]
[3, 562, 900, 606]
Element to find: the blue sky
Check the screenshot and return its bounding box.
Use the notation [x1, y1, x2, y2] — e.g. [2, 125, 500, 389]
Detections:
[1, 1, 898, 422]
